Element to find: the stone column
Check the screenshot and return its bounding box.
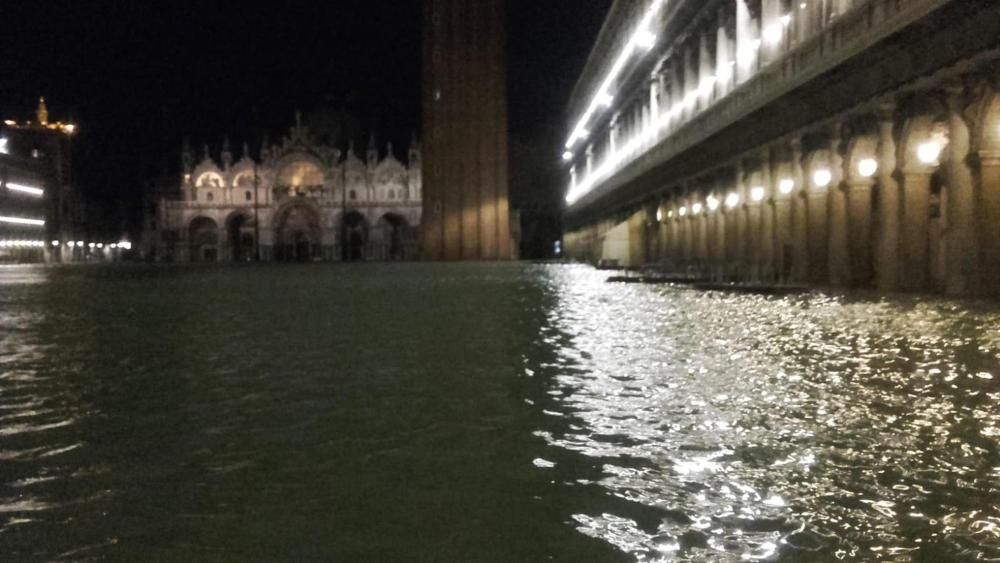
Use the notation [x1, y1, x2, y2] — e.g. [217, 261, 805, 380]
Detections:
[716, 8, 733, 97]
[943, 87, 978, 296]
[715, 198, 727, 274]
[735, 164, 750, 270]
[846, 177, 875, 287]
[807, 157, 830, 285]
[790, 138, 808, 282]
[649, 74, 660, 129]
[681, 198, 693, 263]
[735, 0, 755, 84]
[760, 150, 776, 275]
[684, 44, 698, 121]
[761, 0, 783, 64]
[698, 31, 714, 110]
[875, 105, 900, 291]
[609, 118, 618, 156]
[697, 204, 709, 264]
[980, 150, 1000, 296]
[899, 170, 932, 292]
[828, 126, 849, 286]
[773, 169, 793, 282]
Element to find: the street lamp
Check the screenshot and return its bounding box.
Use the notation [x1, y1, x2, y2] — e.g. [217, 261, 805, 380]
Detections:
[813, 169, 833, 188]
[858, 158, 878, 178]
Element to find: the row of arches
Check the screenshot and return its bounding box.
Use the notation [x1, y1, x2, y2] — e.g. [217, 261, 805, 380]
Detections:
[187, 208, 414, 263]
[568, 85, 1000, 296]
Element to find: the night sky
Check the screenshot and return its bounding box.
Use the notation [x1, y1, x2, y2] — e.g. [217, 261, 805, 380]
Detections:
[0, 1, 610, 249]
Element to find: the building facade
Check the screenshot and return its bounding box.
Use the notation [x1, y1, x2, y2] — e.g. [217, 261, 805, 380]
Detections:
[561, 0, 1000, 296]
[1, 98, 115, 263]
[146, 116, 422, 262]
[422, 0, 514, 261]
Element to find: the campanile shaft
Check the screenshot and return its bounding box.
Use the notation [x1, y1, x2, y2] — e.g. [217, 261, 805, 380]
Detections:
[422, 0, 512, 261]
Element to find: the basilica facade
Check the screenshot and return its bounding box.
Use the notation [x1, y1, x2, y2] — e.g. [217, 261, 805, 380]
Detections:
[144, 116, 422, 262]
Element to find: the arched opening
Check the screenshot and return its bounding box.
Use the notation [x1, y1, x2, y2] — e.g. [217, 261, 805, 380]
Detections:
[274, 203, 321, 262]
[226, 213, 256, 262]
[189, 217, 220, 262]
[377, 213, 410, 260]
[341, 211, 368, 262]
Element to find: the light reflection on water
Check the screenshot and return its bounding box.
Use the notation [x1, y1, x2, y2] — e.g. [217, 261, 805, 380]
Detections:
[538, 266, 1000, 561]
[0, 263, 997, 561]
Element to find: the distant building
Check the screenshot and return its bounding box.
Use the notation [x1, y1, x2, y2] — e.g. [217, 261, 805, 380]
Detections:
[0, 98, 117, 263]
[145, 115, 422, 262]
[422, 0, 514, 260]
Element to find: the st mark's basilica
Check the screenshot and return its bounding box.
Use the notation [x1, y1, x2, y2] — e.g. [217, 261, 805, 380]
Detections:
[144, 115, 422, 262]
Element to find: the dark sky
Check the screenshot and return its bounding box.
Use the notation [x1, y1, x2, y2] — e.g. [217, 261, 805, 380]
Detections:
[0, 1, 610, 231]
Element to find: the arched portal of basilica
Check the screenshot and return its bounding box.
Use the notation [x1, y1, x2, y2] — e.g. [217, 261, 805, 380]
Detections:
[145, 116, 422, 262]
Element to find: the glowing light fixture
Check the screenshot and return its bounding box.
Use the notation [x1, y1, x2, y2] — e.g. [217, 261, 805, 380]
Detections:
[598, 92, 614, 108]
[656, 208, 664, 222]
[699, 76, 717, 96]
[636, 30, 657, 50]
[858, 158, 878, 178]
[0, 216, 44, 226]
[917, 141, 943, 165]
[813, 169, 833, 188]
[667, 210, 674, 219]
[781, 14, 793, 27]
[764, 24, 784, 45]
[751, 186, 766, 202]
[779, 178, 795, 194]
[562, 151, 573, 162]
[0, 137, 7, 155]
[68, 241, 76, 248]
[51, 240, 59, 247]
[0, 240, 45, 248]
[707, 195, 720, 211]
[5, 182, 44, 197]
[725, 192, 741, 209]
[691, 202, 703, 215]
[679, 206, 688, 217]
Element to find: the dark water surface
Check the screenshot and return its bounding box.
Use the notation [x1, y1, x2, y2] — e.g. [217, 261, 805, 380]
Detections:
[0, 263, 998, 562]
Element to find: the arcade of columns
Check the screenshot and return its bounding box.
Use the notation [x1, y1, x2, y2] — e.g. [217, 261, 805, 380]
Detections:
[638, 78, 1000, 296]
[560, 0, 999, 297]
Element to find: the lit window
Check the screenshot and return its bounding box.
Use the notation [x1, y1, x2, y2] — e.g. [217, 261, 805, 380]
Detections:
[0, 137, 7, 155]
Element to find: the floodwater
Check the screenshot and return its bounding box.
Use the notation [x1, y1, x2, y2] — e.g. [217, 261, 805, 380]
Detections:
[0, 263, 998, 562]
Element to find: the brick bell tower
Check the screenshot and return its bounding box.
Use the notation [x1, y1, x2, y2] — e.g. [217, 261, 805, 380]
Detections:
[422, 0, 513, 261]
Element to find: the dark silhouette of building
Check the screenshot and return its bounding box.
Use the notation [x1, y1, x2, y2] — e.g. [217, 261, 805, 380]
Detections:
[422, 0, 513, 261]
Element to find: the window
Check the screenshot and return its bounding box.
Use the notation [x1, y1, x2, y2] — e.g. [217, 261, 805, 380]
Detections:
[349, 190, 357, 201]
[388, 189, 395, 200]
[245, 191, 252, 202]
[207, 192, 214, 202]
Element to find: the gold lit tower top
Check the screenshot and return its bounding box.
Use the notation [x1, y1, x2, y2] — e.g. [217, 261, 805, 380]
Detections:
[36, 97, 49, 126]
